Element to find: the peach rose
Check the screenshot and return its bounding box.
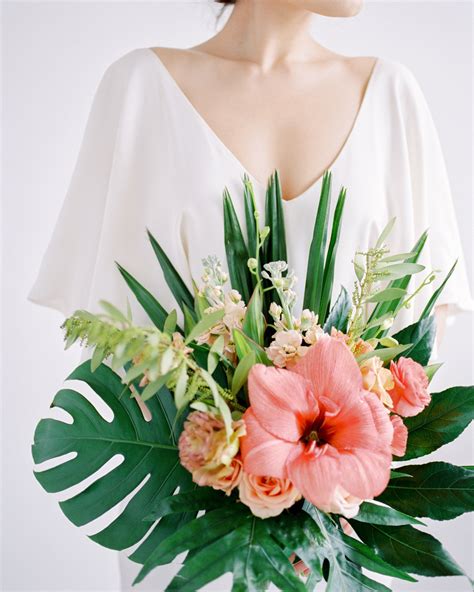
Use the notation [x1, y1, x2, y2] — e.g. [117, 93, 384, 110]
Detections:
[360, 356, 394, 408]
[390, 414, 408, 457]
[195, 456, 243, 495]
[238, 473, 302, 518]
[388, 357, 430, 417]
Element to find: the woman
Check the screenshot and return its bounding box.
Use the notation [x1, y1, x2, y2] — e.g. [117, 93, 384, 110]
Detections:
[27, 1, 472, 590]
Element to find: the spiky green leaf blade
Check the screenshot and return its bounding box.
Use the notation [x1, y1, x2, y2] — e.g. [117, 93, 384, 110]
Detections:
[353, 502, 424, 526]
[303, 171, 332, 312]
[232, 328, 271, 365]
[401, 385, 474, 460]
[242, 285, 265, 346]
[377, 462, 474, 521]
[319, 186, 347, 322]
[231, 351, 256, 397]
[323, 286, 352, 333]
[264, 169, 287, 264]
[146, 228, 195, 316]
[115, 262, 169, 330]
[223, 187, 252, 302]
[243, 173, 258, 263]
[420, 260, 458, 320]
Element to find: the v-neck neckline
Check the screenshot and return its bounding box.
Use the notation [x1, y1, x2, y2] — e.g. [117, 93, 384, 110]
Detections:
[145, 47, 382, 204]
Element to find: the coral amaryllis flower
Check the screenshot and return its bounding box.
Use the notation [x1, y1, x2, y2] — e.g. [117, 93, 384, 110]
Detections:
[240, 336, 394, 513]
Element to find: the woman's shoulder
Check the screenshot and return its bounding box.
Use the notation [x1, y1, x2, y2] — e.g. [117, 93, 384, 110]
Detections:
[375, 56, 425, 97]
[102, 47, 156, 79]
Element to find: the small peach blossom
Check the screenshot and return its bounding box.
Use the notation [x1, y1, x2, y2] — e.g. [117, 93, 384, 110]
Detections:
[266, 330, 307, 368]
[360, 356, 394, 408]
[238, 473, 302, 518]
[388, 357, 430, 417]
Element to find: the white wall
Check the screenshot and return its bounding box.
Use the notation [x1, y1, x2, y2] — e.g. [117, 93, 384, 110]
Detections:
[2, 1, 472, 591]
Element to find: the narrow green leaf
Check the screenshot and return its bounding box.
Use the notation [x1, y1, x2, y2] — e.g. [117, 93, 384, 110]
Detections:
[379, 262, 425, 279]
[207, 336, 225, 375]
[366, 287, 407, 303]
[173, 363, 189, 410]
[183, 303, 196, 335]
[163, 309, 177, 334]
[232, 328, 271, 365]
[243, 173, 258, 263]
[420, 259, 458, 320]
[141, 372, 172, 401]
[356, 343, 412, 364]
[242, 285, 265, 346]
[264, 169, 287, 264]
[402, 386, 474, 460]
[323, 286, 352, 333]
[353, 501, 424, 526]
[146, 228, 195, 316]
[99, 300, 129, 324]
[231, 351, 256, 397]
[303, 171, 332, 312]
[375, 217, 396, 249]
[380, 251, 417, 263]
[319, 186, 347, 322]
[90, 346, 107, 372]
[115, 262, 169, 331]
[223, 187, 252, 302]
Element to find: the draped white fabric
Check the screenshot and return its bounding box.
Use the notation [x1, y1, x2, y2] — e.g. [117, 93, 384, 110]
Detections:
[27, 47, 473, 590]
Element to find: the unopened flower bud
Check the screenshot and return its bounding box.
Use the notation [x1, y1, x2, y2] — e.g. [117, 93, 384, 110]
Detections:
[247, 258, 258, 271]
[381, 317, 394, 330]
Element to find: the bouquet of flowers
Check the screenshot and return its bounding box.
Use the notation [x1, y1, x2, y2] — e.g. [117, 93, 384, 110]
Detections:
[32, 171, 473, 591]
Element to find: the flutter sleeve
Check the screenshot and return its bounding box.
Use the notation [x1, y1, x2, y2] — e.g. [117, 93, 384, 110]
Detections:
[398, 62, 473, 324]
[27, 53, 134, 317]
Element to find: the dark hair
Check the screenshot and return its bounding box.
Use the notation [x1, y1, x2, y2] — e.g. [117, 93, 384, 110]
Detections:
[215, 0, 235, 3]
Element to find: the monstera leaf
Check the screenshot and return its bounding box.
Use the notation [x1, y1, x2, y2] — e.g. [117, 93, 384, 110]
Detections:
[31, 360, 193, 561]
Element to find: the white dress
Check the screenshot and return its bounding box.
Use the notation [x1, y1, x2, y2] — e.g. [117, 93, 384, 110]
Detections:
[27, 47, 473, 591]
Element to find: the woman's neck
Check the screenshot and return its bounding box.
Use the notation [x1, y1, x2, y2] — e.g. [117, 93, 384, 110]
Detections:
[200, 2, 331, 72]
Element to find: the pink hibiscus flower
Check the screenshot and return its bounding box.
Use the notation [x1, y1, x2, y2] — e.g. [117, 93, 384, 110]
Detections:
[240, 336, 394, 513]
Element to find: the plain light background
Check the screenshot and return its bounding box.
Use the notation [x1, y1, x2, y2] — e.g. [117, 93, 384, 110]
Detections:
[2, 1, 473, 591]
